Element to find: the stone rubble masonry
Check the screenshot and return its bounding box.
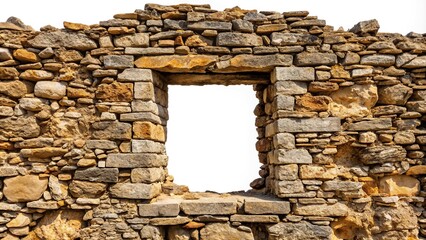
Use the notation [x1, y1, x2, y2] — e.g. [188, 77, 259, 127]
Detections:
[0, 3, 424, 240]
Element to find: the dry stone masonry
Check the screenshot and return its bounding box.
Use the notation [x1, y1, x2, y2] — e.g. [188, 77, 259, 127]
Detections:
[0, 3, 425, 239]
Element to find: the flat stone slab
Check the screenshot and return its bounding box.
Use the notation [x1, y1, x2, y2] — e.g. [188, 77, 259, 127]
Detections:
[276, 117, 341, 133]
[230, 214, 279, 223]
[180, 198, 237, 215]
[106, 153, 168, 168]
[244, 198, 290, 214]
[138, 201, 180, 217]
[347, 118, 392, 131]
[110, 183, 161, 199]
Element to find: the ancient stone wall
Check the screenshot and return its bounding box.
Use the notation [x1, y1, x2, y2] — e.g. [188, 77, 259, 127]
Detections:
[0, 3, 425, 240]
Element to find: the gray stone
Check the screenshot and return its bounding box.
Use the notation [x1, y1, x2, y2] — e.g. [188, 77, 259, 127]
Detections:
[273, 133, 295, 149]
[361, 54, 395, 67]
[114, 33, 149, 47]
[125, 47, 175, 55]
[274, 81, 307, 95]
[103, 55, 134, 69]
[230, 215, 279, 223]
[271, 32, 320, 46]
[276, 117, 341, 133]
[272, 67, 315, 82]
[359, 145, 406, 165]
[110, 182, 161, 199]
[164, 19, 187, 30]
[92, 121, 132, 140]
[106, 153, 168, 168]
[131, 140, 165, 153]
[93, 69, 118, 77]
[34, 81, 66, 100]
[271, 149, 312, 164]
[290, 19, 326, 28]
[74, 167, 119, 183]
[140, 225, 165, 240]
[85, 140, 117, 150]
[294, 202, 348, 217]
[131, 168, 165, 183]
[378, 84, 413, 106]
[396, 53, 417, 67]
[352, 68, 374, 77]
[138, 202, 180, 217]
[275, 164, 298, 180]
[349, 19, 380, 35]
[321, 180, 363, 191]
[180, 199, 237, 215]
[232, 19, 254, 33]
[26, 200, 59, 209]
[347, 118, 392, 131]
[216, 32, 262, 47]
[118, 68, 155, 82]
[188, 21, 232, 31]
[295, 52, 337, 66]
[273, 95, 294, 111]
[27, 31, 97, 50]
[200, 223, 254, 240]
[120, 112, 163, 124]
[244, 12, 267, 21]
[268, 221, 332, 240]
[99, 19, 139, 27]
[276, 180, 304, 194]
[244, 199, 290, 214]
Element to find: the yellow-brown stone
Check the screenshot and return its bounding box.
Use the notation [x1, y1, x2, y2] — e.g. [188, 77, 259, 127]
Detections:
[3, 175, 48, 202]
[406, 165, 426, 175]
[63, 21, 90, 31]
[185, 35, 208, 47]
[378, 175, 419, 197]
[183, 221, 205, 229]
[296, 93, 332, 112]
[331, 65, 350, 79]
[13, 49, 39, 63]
[134, 55, 218, 73]
[256, 24, 287, 34]
[96, 82, 133, 102]
[133, 121, 166, 142]
[20, 147, 68, 158]
[67, 87, 95, 98]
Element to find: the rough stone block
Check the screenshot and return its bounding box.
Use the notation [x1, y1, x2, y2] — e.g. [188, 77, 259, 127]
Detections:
[275, 164, 298, 180]
[321, 180, 363, 191]
[138, 202, 180, 217]
[361, 54, 395, 67]
[114, 33, 149, 47]
[276, 117, 341, 133]
[349, 19, 380, 35]
[27, 31, 97, 50]
[188, 21, 232, 31]
[268, 222, 332, 240]
[271, 32, 320, 46]
[348, 118, 392, 131]
[85, 140, 117, 150]
[150, 217, 191, 226]
[200, 223, 254, 240]
[271, 149, 312, 164]
[120, 112, 164, 125]
[272, 67, 315, 82]
[273, 133, 295, 149]
[117, 68, 155, 82]
[216, 32, 262, 47]
[34, 81, 66, 100]
[359, 145, 406, 164]
[131, 167, 165, 183]
[295, 52, 337, 66]
[276, 180, 304, 194]
[133, 121, 166, 142]
[106, 153, 167, 168]
[110, 182, 161, 199]
[230, 214, 279, 223]
[403, 56, 426, 68]
[74, 167, 119, 183]
[103, 55, 134, 69]
[131, 140, 165, 153]
[293, 202, 349, 217]
[379, 175, 420, 197]
[299, 165, 338, 180]
[134, 82, 155, 100]
[272, 95, 294, 111]
[92, 121, 132, 140]
[274, 81, 308, 95]
[180, 199, 237, 215]
[244, 199, 290, 214]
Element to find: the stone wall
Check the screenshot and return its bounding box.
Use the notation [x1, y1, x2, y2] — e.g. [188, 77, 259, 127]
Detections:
[0, 3, 425, 240]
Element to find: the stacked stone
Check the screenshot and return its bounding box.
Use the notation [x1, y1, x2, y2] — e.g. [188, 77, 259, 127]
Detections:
[0, 2, 425, 239]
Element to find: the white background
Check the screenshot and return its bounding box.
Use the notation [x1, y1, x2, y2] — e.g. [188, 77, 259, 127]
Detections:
[1, 0, 425, 192]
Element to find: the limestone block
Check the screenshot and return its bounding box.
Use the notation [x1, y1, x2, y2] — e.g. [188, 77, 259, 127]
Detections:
[125, 47, 175, 55]
[6, 213, 31, 228]
[275, 164, 298, 180]
[244, 199, 290, 214]
[3, 175, 48, 202]
[131, 140, 165, 153]
[188, 21, 232, 31]
[349, 19, 380, 35]
[13, 49, 39, 62]
[99, 19, 139, 27]
[257, 24, 288, 34]
[140, 225, 165, 240]
[272, 67, 315, 82]
[230, 215, 279, 223]
[135, 55, 218, 73]
[106, 153, 168, 168]
[200, 223, 254, 240]
[274, 80, 308, 95]
[393, 131, 416, 145]
[74, 167, 119, 183]
[34, 81, 66, 100]
[271, 149, 312, 164]
[180, 198, 237, 215]
[167, 226, 193, 240]
[299, 165, 338, 180]
[0, 48, 12, 61]
[0, 106, 13, 117]
[69, 180, 107, 198]
[296, 94, 331, 112]
[114, 33, 149, 47]
[138, 202, 180, 217]
[27, 31, 97, 50]
[131, 167, 165, 183]
[321, 180, 363, 191]
[103, 55, 134, 69]
[85, 140, 117, 150]
[360, 54, 395, 67]
[271, 32, 320, 46]
[295, 52, 337, 66]
[0, 167, 19, 177]
[347, 118, 392, 131]
[117, 68, 155, 82]
[92, 121, 132, 140]
[377, 84, 412, 105]
[0, 117, 40, 138]
[294, 202, 349, 217]
[374, 202, 417, 233]
[216, 32, 262, 47]
[20, 147, 68, 158]
[406, 101, 426, 113]
[308, 82, 339, 92]
[134, 82, 154, 100]
[163, 19, 187, 30]
[272, 95, 294, 111]
[378, 175, 419, 197]
[150, 217, 191, 226]
[403, 56, 426, 68]
[0, 67, 19, 79]
[276, 117, 341, 133]
[232, 19, 254, 32]
[133, 121, 166, 142]
[359, 145, 406, 164]
[267, 221, 332, 240]
[95, 82, 133, 102]
[352, 68, 373, 77]
[120, 112, 163, 124]
[110, 182, 161, 199]
[57, 49, 83, 62]
[214, 54, 293, 72]
[273, 133, 295, 149]
[276, 180, 304, 194]
[0, 80, 31, 98]
[19, 97, 47, 111]
[406, 165, 426, 175]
